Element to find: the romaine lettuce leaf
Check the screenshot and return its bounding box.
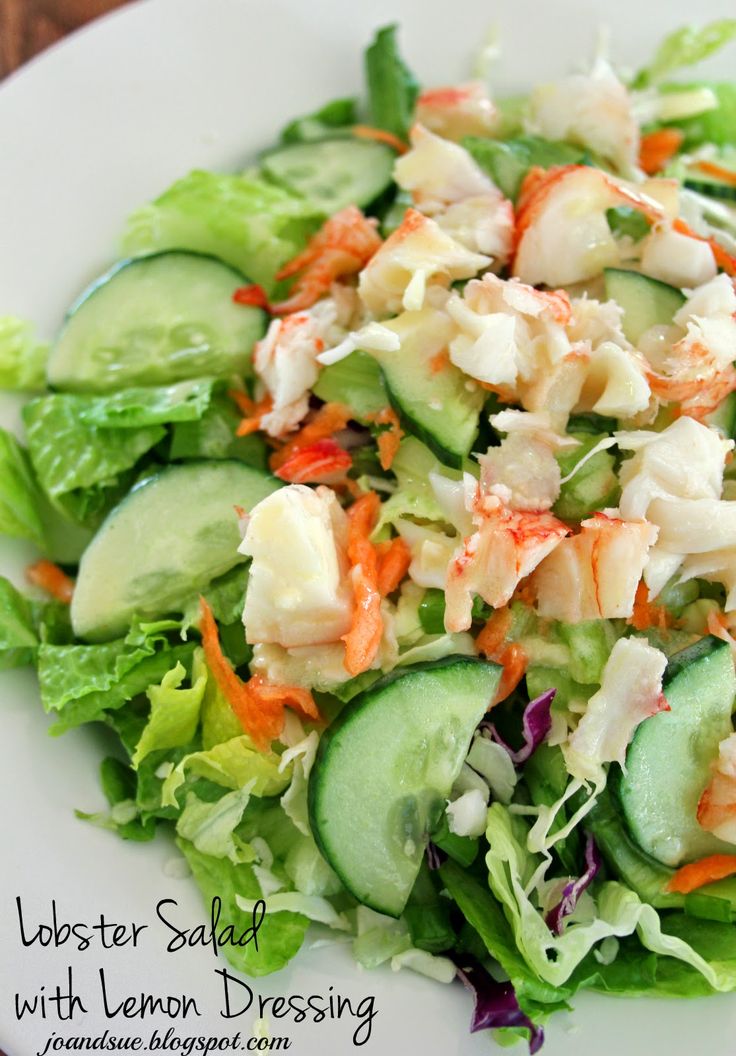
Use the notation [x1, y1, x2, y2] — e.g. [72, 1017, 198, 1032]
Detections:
[176, 784, 256, 863]
[0, 316, 48, 391]
[169, 394, 268, 469]
[121, 171, 323, 294]
[312, 350, 388, 421]
[76, 756, 156, 842]
[176, 837, 311, 976]
[364, 24, 419, 140]
[375, 437, 448, 532]
[39, 621, 194, 733]
[279, 97, 358, 144]
[161, 735, 289, 806]
[132, 656, 207, 768]
[0, 576, 38, 669]
[0, 427, 46, 546]
[23, 396, 164, 524]
[633, 20, 736, 88]
[664, 82, 736, 146]
[464, 136, 586, 201]
[67, 377, 218, 429]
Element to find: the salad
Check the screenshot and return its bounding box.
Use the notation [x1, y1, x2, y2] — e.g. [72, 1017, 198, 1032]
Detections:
[3, 17, 736, 1053]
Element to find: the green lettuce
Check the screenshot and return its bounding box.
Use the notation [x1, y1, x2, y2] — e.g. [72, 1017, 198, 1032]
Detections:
[312, 351, 388, 421]
[364, 24, 419, 140]
[176, 837, 311, 976]
[664, 82, 736, 147]
[279, 97, 358, 144]
[0, 576, 38, 669]
[169, 395, 268, 469]
[484, 803, 736, 992]
[633, 20, 736, 88]
[375, 437, 448, 532]
[0, 427, 45, 546]
[464, 135, 586, 201]
[121, 171, 323, 294]
[76, 757, 156, 842]
[176, 784, 256, 863]
[132, 657, 207, 768]
[23, 397, 163, 525]
[0, 317, 48, 390]
[66, 377, 218, 429]
[38, 620, 193, 733]
[161, 735, 289, 806]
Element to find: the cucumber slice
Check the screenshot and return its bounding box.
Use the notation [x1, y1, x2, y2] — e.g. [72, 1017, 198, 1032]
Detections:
[604, 268, 685, 345]
[48, 252, 265, 393]
[71, 461, 281, 641]
[261, 138, 396, 215]
[706, 391, 736, 439]
[618, 636, 736, 867]
[683, 152, 736, 203]
[371, 308, 484, 468]
[308, 657, 501, 917]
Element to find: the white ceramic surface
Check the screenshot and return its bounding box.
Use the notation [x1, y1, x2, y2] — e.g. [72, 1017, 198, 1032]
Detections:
[1, 2, 735, 1054]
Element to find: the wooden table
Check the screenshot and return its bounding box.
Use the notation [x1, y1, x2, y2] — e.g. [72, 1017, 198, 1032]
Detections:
[0, 0, 132, 79]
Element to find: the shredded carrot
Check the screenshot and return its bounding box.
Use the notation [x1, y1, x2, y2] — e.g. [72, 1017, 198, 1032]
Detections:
[245, 675, 320, 722]
[274, 438, 352, 483]
[366, 406, 404, 470]
[638, 128, 684, 175]
[666, 854, 736, 894]
[26, 560, 74, 604]
[474, 607, 527, 705]
[236, 396, 273, 436]
[429, 348, 450, 374]
[199, 597, 319, 750]
[376, 537, 411, 596]
[271, 206, 382, 314]
[673, 217, 736, 278]
[493, 643, 528, 705]
[341, 492, 383, 676]
[232, 284, 271, 310]
[693, 160, 736, 187]
[628, 580, 671, 632]
[269, 402, 353, 470]
[352, 124, 409, 154]
[475, 607, 513, 659]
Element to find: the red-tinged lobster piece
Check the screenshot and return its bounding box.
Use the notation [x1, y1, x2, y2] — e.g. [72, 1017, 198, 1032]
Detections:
[341, 492, 383, 676]
[269, 402, 353, 472]
[274, 438, 353, 484]
[199, 596, 319, 751]
[26, 559, 74, 603]
[271, 206, 383, 315]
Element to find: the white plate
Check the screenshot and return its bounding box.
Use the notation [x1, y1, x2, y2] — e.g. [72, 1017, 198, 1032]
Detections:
[1, 2, 735, 1054]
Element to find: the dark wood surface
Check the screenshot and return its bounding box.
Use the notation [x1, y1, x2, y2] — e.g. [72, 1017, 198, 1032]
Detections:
[0, 0, 131, 79]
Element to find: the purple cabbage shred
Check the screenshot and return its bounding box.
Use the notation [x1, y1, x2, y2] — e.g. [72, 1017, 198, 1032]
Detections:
[484, 688, 556, 765]
[426, 841, 444, 871]
[454, 956, 544, 1054]
[544, 833, 602, 935]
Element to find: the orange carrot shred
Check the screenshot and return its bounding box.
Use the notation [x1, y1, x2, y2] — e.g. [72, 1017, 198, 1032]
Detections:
[341, 492, 383, 676]
[673, 217, 736, 278]
[493, 643, 528, 705]
[627, 580, 671, 632]
[269, 402, 353, 470]
[666, 854, 736, 894]
[475, 607, 526, 706]
[429, 349, 450, 374]
[352, 124, 409, 154]
[233, 394, 273, 437]
[199, 597, 319, 750]
[693, 160, 736, 187]
[638, 128, 684, 175]
[376, 537, 411, 597]
[366, 406, 404, 470]
[26, 560, 74, 604]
